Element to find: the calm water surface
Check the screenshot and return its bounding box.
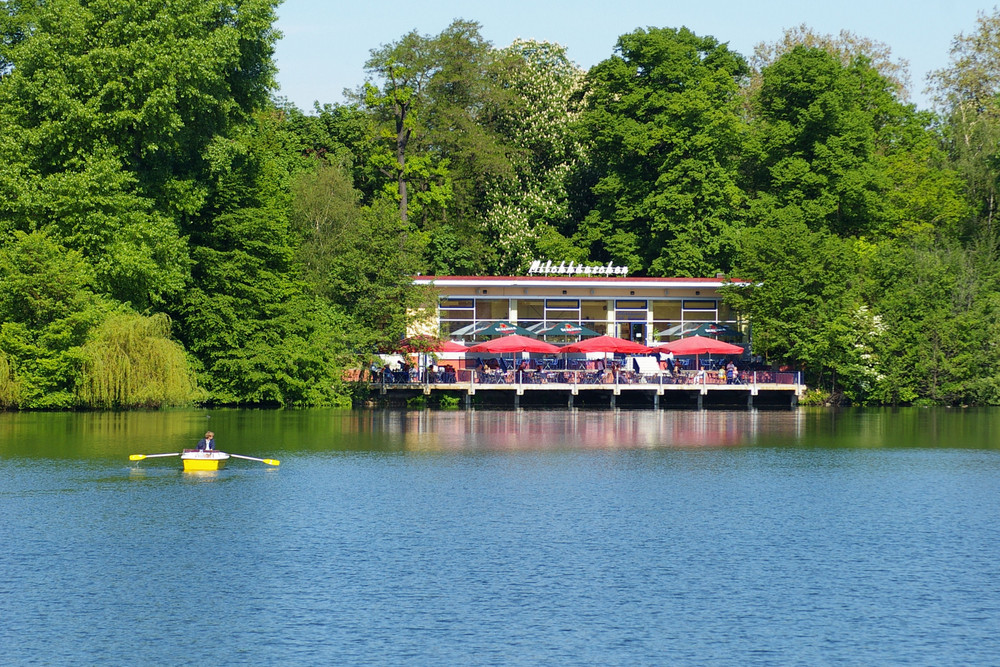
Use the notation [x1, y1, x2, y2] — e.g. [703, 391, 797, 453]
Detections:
[2, 408, 999, 665]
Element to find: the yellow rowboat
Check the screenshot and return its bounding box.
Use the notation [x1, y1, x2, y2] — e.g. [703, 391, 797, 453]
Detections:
[129, 451, 279, 469]
[181, 449, 230, 472]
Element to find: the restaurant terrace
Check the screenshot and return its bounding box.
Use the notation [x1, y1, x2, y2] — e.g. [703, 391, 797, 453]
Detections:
[371, 273, 805, 409]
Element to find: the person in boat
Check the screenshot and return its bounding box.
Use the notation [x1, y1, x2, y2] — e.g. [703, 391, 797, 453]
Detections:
[197, 431, 216, 451]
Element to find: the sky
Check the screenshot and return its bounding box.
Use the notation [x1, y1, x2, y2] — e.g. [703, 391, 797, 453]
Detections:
[273, 0, 992, 112]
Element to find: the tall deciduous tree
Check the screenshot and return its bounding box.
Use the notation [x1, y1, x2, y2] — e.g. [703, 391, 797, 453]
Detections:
[362, 19, 521, 273]
[751, 24, 910, 101]
[479, 39, 586, 273]
[574, 27, 749, 277]
[290, 162, 427, 353]
[862, 235, 1000, 405]
[723, 214, 867, 400]
[748, 45, 966, 241]
[174, 112, 354, 406]
[929, 8, 1000, 237]
[747, 46, 894, 238]
[362, 22, 454, 230]
[0, 0, 280, 308]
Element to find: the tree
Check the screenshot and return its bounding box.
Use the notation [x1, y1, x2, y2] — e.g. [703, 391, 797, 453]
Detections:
[0, 230, 106, 408]
[0, 0, 281, 308]
[479, 39, 586, 273]
[862, 234, 1000, 406]
[751, 24, 910, 100]
[174, 112, 356, 406]
[574, 27, 750, 276]
[748, 44, 967, 242]
[0, 230, 199, 408]
[928, 8, 1000, 237]
[290, 162, 427, 354]
[362, 19, 520, 272]
[723, 214, 866, 400]
[278, 101, 382, 204]
[362, 22, 454, 229]
[77, 312, 197, 408]
[748, 46, 903, 239]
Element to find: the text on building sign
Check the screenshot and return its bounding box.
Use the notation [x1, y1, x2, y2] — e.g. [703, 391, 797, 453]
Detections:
[527, 260, 629, 277]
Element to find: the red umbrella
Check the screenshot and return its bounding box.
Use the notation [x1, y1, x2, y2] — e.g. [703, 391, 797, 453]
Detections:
[560, 335, 652, 354]
[396, 335, 468, 353]
[654, 335, 743, 355]
[468, 335, 562, 354]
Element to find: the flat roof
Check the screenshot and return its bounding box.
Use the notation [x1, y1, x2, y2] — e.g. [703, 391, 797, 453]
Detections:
[414, 275, 735, 289]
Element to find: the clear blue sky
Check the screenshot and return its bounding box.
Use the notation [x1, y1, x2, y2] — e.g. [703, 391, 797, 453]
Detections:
[273, 0, 992, 112]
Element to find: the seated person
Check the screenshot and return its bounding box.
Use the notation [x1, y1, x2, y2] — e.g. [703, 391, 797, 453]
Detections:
[197, 431, 216, 451]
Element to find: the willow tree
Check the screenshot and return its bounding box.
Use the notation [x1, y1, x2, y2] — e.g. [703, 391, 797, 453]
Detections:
[0, 352, 16, 408]
[77, 312, 197, 408]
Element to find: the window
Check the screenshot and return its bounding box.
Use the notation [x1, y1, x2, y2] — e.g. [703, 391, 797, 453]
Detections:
[440, 298, 474, 311]
[545, 298, 580, 323]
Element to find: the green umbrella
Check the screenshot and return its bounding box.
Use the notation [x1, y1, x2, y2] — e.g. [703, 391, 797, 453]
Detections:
[687, 322, 743, 339]
[535, 321, 601, 338]
[472, 320, 537, 338]
[656, 322, 743, 340]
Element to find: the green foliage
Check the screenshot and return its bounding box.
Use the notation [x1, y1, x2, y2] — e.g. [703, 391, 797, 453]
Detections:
[479, 39, 586, 273]
[862, 235, 1000, 405]
[574, 27, 749, 276]
[77, 312, 197, 408]
[0, 230, 95, 328]
[361, 21, 460, 227]
[0, 351, 16, 408]
[751, 24, 912, 99]
[278, 101, 382, 201]
[22, 149, 189, 307]
[928, 9, 1000, 238]
[724, 214, 864, 395]
[5, 8, 1000, 410]
[1, 0, 279, 174]
[423, 223, 480, 275]
[174, 115, 358, 407]
[177, 197, 352, 406]
[0, 230, 108, 408]
[406, 395, 427, 409]
[437, 393, 461, 409]
[798, 388, 834, 406]
[747, 46, 962, 242]
[748, 47, 896, 237]
[0, 0, 281, 309]
[290, 160, 427, 351]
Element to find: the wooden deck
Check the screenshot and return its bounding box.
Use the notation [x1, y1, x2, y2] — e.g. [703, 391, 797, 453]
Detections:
[370, 370, 805, 409]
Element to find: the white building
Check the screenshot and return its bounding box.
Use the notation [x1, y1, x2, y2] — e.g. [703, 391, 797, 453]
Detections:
[412, 273, 744, 344]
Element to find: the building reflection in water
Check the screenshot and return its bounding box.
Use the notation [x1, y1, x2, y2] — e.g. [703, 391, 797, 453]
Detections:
[380, 410, 806, 453]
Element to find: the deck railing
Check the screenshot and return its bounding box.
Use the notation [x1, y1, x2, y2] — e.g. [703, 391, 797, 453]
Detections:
[372, 369, 802, 388]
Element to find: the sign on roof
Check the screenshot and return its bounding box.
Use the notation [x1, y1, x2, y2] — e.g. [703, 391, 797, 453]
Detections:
[527, 260, 629, 277]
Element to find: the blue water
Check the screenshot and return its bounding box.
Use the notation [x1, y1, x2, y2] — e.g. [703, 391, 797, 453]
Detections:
[2, 409, 999, 665]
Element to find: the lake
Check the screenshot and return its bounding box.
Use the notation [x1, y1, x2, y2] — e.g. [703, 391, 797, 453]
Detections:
[2, 407, 999, 665]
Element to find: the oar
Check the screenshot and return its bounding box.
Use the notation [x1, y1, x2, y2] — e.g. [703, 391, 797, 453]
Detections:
[229, 453, 280, 466]
[129, 453, 181, 461]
